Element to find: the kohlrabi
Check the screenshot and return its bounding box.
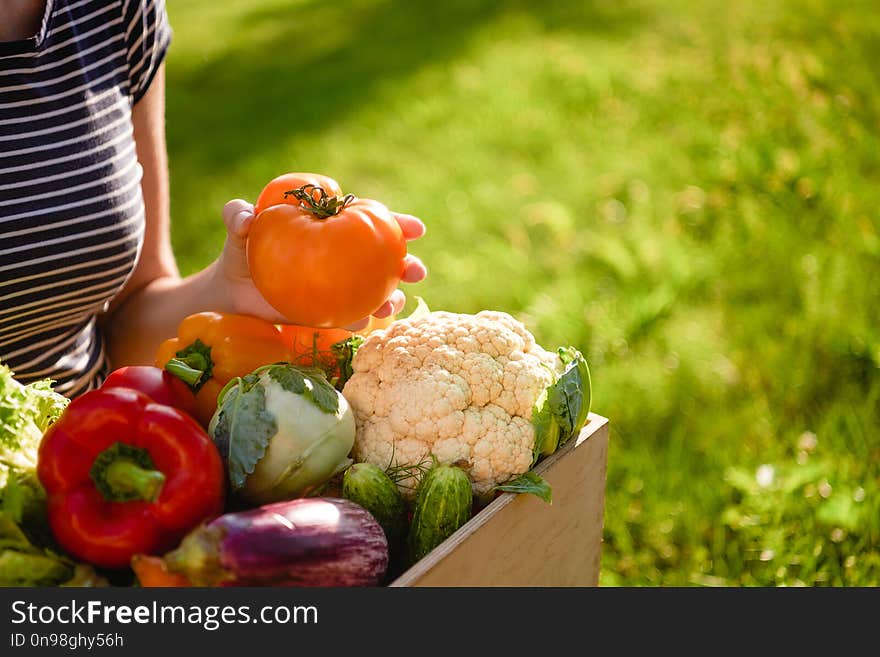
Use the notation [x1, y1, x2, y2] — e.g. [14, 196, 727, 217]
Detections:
[209, 363, 355, 505]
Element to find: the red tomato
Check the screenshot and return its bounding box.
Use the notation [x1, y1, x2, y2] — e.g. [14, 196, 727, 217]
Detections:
[102, 366, 197, 418]
[253, 172, 343, 216]
[279, 324, 353, 379]
[248, 173, 408, 328]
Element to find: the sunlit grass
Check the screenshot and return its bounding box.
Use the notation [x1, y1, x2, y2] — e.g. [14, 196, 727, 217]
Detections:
[164, 0, 880, 586]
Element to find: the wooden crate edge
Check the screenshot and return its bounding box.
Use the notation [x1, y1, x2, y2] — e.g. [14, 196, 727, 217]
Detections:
[389, 412, 610, 587]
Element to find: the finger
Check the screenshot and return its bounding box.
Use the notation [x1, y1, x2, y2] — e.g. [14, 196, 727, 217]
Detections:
[371, 299, 394, 319]
[401, 255, 427, 283]
[392, 213, 426, 241]
[222, 199, 255, 240]
[388, 289, 407, 315]
[372, 289, 406, 319]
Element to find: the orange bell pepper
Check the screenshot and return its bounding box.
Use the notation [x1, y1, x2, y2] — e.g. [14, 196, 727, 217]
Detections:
[155, 312, 290, 427]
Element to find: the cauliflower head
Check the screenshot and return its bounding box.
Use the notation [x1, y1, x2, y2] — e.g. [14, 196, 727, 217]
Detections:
[342, 310, 566, 497]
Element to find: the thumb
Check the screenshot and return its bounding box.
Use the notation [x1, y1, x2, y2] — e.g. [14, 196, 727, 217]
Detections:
[220, 199, 255, 280]
[222, 199, 256, 244]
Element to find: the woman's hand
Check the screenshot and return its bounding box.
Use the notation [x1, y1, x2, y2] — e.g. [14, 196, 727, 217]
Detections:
[215, 199, 427, 330]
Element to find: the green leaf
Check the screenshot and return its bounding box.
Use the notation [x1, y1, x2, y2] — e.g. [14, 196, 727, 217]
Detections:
[268, 364, 306, 394]
[530, 388, 561, 465]
[19, 378, 68, 434]
[1, 475, 33, 525]
[0, 549, 73, 587]
[0, 366, 63, 549]
[219, 377, 277, 490]
[268, 364, 339, 414]
[0, 364, 67, 453]
[331, 335, 365, 390]
[546, 347, 592, 448]
[494, 471, 553, 504]
[0, 511, 80, 587]
[303, 369, 341, 414]
[209, 382, 237, 461]
[59, 563, 109, 588]
[0, 510, 31, 550]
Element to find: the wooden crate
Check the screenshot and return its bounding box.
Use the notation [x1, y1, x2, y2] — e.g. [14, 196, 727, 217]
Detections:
[390, 412, 609, 587]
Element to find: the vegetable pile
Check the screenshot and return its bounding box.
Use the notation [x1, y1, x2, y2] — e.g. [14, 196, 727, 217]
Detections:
[1, 172, 592, 588]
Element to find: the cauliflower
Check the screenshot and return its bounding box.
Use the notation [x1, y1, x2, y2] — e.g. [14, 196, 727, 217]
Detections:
[341, 309, 590, 498]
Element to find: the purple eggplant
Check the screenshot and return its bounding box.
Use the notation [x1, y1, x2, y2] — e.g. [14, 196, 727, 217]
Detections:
[162, 497, 388, 586]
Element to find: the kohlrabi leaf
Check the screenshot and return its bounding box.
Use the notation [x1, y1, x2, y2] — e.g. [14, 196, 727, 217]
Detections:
[215, 375, 278, 491]
[494, 472, 553, 504]
[209, 383, 236, 463]
[268, 364, 339, 414]
[547, 347, 592, 448]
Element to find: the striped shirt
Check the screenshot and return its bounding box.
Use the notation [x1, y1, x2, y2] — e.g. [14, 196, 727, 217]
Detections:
[0, 0, 171, 397]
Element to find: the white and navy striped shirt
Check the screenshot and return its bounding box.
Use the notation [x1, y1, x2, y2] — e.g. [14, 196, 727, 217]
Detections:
[0, 0, 170, 397]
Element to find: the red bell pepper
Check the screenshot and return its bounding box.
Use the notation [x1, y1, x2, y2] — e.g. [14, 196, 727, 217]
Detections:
[102, 366, 198, 418]
[36, 387, 225, 569]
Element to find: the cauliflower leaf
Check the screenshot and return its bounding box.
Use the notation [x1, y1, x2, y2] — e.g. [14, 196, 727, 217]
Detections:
[494, 471, 553, 504]
[548, 347, 592, 448]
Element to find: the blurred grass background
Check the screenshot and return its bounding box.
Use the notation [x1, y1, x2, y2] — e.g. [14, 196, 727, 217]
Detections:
[164, 0, 880, 585]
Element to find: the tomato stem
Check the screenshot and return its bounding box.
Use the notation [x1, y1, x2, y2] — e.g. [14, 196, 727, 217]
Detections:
[283, 184, 355, 219]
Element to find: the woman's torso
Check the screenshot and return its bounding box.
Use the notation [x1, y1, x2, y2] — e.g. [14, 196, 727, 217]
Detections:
[0, 0, 150, 397]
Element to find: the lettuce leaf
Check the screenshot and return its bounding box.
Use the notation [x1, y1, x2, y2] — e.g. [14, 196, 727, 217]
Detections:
[0, 365, 68, 533]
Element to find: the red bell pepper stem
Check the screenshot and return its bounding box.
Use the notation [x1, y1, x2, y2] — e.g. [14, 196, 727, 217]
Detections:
[104, 460, 165, 503]
[89, 442, 165, 503]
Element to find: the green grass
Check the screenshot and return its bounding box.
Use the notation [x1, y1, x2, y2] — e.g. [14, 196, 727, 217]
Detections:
[164, 0, 880, 586]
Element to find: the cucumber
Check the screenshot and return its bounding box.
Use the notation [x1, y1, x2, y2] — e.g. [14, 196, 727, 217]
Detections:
[407, 463, 473, 565]
[342, 463, 408, 553]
